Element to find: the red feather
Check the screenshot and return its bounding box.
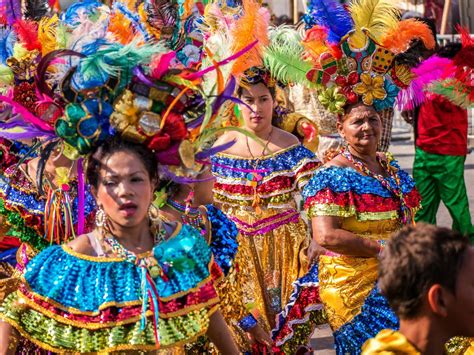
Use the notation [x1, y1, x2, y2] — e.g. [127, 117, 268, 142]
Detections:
[454, 25, 474, 69]
[13, 19, 41, 51]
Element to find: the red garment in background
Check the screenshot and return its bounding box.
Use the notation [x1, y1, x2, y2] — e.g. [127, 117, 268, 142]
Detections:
[424, 0, 443, 32]
[416, 93, 468, 156]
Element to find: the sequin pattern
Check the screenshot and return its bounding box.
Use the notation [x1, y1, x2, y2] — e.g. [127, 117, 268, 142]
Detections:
[211, 144, 320, 331]
[0, 225, 220, 351]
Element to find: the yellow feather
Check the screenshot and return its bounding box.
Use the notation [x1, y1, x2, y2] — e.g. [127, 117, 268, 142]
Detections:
[38, 15, 59, 55]
[349, 0, 401, 49]
[230, 0, 270, 76]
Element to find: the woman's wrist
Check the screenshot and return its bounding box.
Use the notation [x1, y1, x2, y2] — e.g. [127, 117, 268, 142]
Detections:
[238, 314, 258, 331]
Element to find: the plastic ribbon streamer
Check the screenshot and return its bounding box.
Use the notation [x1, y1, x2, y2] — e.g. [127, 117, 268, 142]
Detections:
[44, 186, 76, 244]
[139, 266, 161, 347]
[77, 158, 85, 235]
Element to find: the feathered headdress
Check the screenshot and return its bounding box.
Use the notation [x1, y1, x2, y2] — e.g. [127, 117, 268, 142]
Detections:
[302, 0, 436, 113]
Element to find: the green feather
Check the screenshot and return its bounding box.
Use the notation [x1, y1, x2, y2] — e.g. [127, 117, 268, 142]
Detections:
[263, 26, 315, 87]
[430, 79, 473, 109]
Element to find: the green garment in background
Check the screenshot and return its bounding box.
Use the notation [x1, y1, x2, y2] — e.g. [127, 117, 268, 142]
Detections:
[413, 147, 474, 240]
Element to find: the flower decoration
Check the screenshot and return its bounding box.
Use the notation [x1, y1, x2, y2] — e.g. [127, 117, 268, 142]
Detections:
[241, 66, 277, 88]
[318, 86, 346, 114]
[335, 71, 359, 104]
[353, 73, 387, 106]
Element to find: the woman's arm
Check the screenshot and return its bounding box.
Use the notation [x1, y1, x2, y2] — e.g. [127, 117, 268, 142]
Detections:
[206, 310, 240, 354]
[0, 321, 18, 355]
[312, 216, 380, 257]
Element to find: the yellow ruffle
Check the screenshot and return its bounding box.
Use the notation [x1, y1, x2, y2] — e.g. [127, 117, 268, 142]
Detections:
[319, 255, 378, 330]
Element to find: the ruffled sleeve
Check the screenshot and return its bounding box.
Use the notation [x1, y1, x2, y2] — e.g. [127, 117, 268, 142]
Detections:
[291, 145, 321, 189]
[0, 225, 221, 352]
[303, 165, 420, 221]
[204, 204, 239, 276]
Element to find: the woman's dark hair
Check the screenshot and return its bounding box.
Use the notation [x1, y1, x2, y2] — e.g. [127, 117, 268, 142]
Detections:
[86, 138, 158, 189]
[236, 82, 276, 100]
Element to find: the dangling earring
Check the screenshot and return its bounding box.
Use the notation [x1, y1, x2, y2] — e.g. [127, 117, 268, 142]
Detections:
[95, 207, 107, 228]
[148, 204, 161, 223]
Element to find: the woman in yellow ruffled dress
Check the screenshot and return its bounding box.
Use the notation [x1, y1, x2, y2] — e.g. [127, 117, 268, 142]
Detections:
[210, 67, 321, 331]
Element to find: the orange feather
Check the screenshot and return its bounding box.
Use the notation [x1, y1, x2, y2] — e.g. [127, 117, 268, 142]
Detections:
[230, 0, 270, 76]
[108, 12, 135, 44]
[382, 19, 435, 54]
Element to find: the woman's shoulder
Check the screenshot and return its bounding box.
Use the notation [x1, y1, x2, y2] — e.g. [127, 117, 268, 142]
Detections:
[66, 233, 99, 256]
[271, 127, 300, 147]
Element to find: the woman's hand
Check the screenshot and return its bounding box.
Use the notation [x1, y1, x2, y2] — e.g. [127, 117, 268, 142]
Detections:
[307, 239, 326, 264]
[247, 324, 274, 352]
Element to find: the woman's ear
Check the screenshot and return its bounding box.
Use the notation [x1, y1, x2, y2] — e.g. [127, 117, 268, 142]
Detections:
[336, 120, 345, 140]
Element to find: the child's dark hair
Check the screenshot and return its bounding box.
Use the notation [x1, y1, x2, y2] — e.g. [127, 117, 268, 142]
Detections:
[86, 138, 158, 189]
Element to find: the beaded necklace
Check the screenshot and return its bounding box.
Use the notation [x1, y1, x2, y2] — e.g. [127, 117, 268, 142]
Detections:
[245, 128, 273, 215]
[341, 149, 413, 224]
[166, 198, 207, 235]
[100, 224, 168, 346]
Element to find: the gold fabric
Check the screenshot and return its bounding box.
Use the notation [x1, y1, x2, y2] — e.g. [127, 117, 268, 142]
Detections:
[221, 204, 309, 330]
[446, 337, 474, 355]
[318, 217, 400, 331]
[361, 329, 420, 354]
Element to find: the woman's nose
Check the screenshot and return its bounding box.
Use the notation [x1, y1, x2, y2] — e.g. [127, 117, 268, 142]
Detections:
[117, 181, 132, 197]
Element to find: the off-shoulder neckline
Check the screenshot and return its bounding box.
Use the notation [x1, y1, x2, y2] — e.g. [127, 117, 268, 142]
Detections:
[61, 222, 183, 262]
[213, 143, 301, 161]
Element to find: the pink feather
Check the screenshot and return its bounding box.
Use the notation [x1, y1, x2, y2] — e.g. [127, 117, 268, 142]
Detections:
[150, 51, 177, 79]
[396, 56, 456, 111]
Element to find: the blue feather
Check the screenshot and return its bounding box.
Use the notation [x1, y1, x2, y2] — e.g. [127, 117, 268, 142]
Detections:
[0, 26, 16, 64]
[303, 0, 353, 43]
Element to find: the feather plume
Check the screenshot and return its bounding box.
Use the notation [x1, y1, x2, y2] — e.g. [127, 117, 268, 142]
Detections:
[55, 22, 68, 49]
[430, 79, 473, 109]
[23, 0, 49, 20]
[396, 56, 456, 110]
[382, 19, 435, 54]
[3, 0, 21, 25]
[13, 19, 41, 51]
[79, 41, 166, 86]
[349, 0, 400, 49]
[0, 26, 16, 64]
[230, 0, 270, 76]
[199, 3, 241, 94]
[454, 26, 474, 69]
[38, 15, 59, 55]
[303, 0, 353, 43]
[263, 26, 314, 86]
[108, 11, 135, 45]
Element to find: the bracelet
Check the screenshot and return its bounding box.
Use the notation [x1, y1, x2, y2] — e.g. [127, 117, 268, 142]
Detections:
[238, 314, 258, 332]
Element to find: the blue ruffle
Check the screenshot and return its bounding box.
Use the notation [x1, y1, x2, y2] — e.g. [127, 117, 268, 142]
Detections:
[24, 225, 213, 311]
[206, 204, 239, 276]
[333, 286, 399, 355]
[211, 144, 316, 180]
[302, 160, 416, 201]
[0, 175, 96, 225]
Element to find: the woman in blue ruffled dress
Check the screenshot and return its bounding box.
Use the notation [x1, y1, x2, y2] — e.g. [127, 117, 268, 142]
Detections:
[0, 139, 239, 353]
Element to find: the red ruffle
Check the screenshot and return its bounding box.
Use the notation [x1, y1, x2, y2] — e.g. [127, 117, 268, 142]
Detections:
[305, 188, 421, 213]
[19, 280, 219, 323]
[273, 287, 322, 343]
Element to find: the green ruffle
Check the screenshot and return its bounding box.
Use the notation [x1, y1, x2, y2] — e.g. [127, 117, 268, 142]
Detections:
[0, 199, 49, 252]
[0, 292, 211, 352]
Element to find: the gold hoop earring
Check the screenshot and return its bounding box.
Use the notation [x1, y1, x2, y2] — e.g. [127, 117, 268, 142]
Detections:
[95, 207, 107, 228]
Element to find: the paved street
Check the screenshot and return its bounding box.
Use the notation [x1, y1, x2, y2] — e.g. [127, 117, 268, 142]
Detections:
[310, 128, 474, 354]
